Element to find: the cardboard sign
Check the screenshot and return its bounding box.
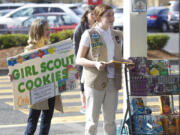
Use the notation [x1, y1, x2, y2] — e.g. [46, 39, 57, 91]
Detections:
[7, 39, 78, 109]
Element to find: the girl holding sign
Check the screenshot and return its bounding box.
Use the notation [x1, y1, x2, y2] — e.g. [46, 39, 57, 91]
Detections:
[76, 4, 133, 135]
[24, 19, 63, 135]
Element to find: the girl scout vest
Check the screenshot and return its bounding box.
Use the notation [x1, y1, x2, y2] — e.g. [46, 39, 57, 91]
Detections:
[81, 28, 123, 90]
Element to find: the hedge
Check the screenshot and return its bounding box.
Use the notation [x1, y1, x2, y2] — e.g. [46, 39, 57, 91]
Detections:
[147, 34, 170, 50]
[0, 30, 169, 51]
[50, 30, 73, 44]
[0, 30, 74, 49]
[0, 34, 28, 49]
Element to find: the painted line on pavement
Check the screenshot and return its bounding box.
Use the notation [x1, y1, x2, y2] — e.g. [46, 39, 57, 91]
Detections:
[5, 100, 125, 115]
[0, 83, 12, 87]
[0, 89, 12, 93]
[0, 76, 9, 79]
[0, 113, 123, 129]
[6, 100, 179, 115]
[0, 95, 13, 99]
[0, 80, 10, 83]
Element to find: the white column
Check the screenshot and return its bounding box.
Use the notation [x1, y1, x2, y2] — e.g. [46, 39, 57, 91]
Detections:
[123, 0, 147, 116]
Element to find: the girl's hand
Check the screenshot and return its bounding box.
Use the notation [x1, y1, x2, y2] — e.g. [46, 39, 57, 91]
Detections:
[125, 60, 135, 70]
[75, 71, 80, 79]
[95, 61, 106, 71]
[8, 74, 14, 82]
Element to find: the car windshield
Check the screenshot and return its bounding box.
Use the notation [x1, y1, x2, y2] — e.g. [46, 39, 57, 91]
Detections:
[61, 14, 79, 25]
[23, 16, 45, 27]
[11, 7, 49, 18]
[147, 8, 159, 15]
[70, 6, 84, 15]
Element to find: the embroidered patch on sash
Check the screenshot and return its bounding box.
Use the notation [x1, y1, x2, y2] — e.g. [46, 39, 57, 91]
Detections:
[90, 32, 100, 40]
[90, 31, 103, 48]
[115, 35, 120, 44]
[92, 42, 103, 48]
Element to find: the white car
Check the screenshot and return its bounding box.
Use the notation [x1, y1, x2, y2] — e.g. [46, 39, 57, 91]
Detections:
[8, 12, 80, 34]
[113, 8, 123, 30]
[0, 3, 26, 10]
[0, 9, 13, 17]
[0, 3, 83, 29]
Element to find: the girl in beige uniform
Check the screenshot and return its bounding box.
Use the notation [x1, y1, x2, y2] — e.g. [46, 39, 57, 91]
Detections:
[76, 4, 132, 135]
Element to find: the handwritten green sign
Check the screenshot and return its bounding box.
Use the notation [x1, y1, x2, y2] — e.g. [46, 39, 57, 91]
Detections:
[7, 39, 78, 109]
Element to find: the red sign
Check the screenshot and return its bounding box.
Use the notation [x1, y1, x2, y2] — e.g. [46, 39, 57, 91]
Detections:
[87, 0, 103, 6]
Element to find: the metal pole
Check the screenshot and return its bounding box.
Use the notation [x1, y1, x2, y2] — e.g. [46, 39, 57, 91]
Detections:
[124, 67, 133, 135]
[178, 1, 180, 133]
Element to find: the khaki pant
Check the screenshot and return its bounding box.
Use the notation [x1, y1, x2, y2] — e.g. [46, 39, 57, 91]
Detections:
[84, 79, 118, 135]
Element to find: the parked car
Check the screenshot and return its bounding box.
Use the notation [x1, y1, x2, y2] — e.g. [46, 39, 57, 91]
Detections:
[0, 3, 26, 10]
[0, 9, 13, 16]
[168, 1, 179, 32]
[147, 7, 169, 32]
[0, 3, 82, 29]
[7, 12, 80, 34]
[66, 3, 84, 17]
[113, 7, 123, 30]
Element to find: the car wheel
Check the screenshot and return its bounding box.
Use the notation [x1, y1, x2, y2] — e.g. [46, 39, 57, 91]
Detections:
[173, 26, 179, 33]
[161, 22, 168, 32]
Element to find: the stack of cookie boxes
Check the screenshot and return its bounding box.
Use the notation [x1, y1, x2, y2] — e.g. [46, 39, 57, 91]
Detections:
[129, 57, 179, 96]
[129, 57, 179, 135]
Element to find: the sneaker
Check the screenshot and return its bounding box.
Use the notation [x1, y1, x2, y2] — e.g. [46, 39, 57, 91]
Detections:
[80, 105, 86, 114]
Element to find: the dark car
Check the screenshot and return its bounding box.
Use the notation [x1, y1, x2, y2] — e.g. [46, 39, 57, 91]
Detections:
[8, 12, 80, 34]
[147, 7, 169, 32]
[168, 1, 179, 32]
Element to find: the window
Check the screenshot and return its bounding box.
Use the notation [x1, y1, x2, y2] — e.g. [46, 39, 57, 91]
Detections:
[160, 9, 169, 15]
[47, 16, 59, 27]
[10, 8, 34, 18]
[50, 8, 64, 13]
[172, 2, 179, 12]
[0, 6, 9, 10]
[9, 6, 20, 9]
[61, 14, 79, 25]
[23, 16, 45, 27]
[147, 8, 159, 15]
[10, 7, 48, 18]
[69, 6, 83, 15]
[70, 15, 80, 24]
[61, 15, 73, 25]
[32, 7, 48, 14]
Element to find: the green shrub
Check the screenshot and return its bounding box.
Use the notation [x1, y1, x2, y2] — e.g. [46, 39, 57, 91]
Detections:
[147, 34, 170, 50]
[0, 34, 28, 49]
[0, 30, 74, 49]
[0, 31, 169, 51]
[50, 30, 74, 44]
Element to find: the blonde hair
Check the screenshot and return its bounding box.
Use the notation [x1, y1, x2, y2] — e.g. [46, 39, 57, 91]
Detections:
[28, 19, 48, 46]
[93, 4, 112, 24]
